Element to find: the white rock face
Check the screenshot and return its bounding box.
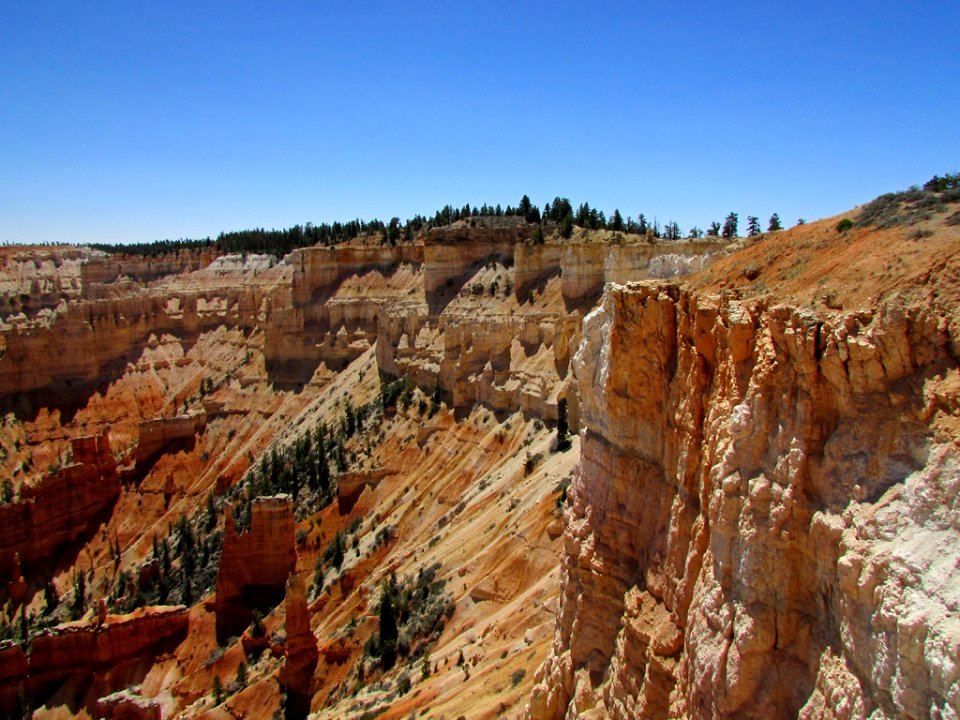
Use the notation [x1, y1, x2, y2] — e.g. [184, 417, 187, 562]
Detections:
[529, 281, 960, 720]
[647, 252, 717, 279]
[205, 253, 276, 273]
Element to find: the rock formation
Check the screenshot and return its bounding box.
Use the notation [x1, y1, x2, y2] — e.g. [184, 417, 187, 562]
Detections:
[280, 572, 319, 718]
[0, 196, 956, 719]
[0, 432, 117, 579]
[215, 494, 297, 642]
[0, 606, 187, 710]
[529, 281, 960, 719]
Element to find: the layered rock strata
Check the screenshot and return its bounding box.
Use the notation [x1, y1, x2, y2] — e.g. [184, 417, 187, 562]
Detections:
[0, 287, 267, 399]
[530, 282, 960, 719]
[0, 432, 118, 578]
[0, 606, 187, 709]
[79, 249, 217, 293]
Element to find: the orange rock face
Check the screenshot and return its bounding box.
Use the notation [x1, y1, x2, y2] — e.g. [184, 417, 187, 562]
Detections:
[0, 432, 117, 579]
[215, 495, 296, 642]
[280, 572, 318, 717]
[0, 606, 187, 711]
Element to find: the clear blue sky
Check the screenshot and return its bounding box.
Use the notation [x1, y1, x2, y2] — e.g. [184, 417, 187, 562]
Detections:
[2, 1, 958, 244]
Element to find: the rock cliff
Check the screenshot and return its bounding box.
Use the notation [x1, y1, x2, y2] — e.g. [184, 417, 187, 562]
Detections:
[0, 606, 187, 710]
[216, 494, 297, 641]
[280, 572, 319, 717]
[0, 432, 118, 579]
[529, 278, 960, 719]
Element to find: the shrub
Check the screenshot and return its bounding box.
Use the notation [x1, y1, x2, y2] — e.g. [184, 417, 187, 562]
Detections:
[836, 218, 854, 233]
[511, 668, 527, 687]
[524, 451, 542, 476]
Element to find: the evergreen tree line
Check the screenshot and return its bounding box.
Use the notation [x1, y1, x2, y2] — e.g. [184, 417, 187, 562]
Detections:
[86, 194, 793, 258]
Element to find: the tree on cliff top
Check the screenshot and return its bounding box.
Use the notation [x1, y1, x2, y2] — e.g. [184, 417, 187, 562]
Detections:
[722, 212, 739, 239]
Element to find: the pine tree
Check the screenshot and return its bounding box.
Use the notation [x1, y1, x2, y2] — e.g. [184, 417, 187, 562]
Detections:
[43, 579, 58, 614]
[71, 569, 86, 618]
[332, 530, 345, 569]
[722, 213, 739, 239]
[379, 586, 399, 670]
[206, 493, 217, 532]
[768, 213, 782, 231]
[611, 209, 624, 232]
[556, 398, 571, 451]
[747, 216, 761, 236]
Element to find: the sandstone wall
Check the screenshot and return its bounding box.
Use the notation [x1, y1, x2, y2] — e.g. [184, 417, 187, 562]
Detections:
[216, 494, 296, 641]
[0, 247, 95, 319]
[561, 241, 726, 301]
[0, 433, 118, 579]
[281, 572, 319, 716]
[79, 249, 216, 293]
[0, 607, 187, 713]
[135, 413, 206, 465]
[529, 282, 960, 719]
[423, 222, 530, 295]
[514, 243, 563, 296]
[289, 244, 423, 305]
[0, 286, 266, 398]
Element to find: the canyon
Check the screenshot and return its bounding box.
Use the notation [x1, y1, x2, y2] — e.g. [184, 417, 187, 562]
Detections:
[0, 194, 957, 720]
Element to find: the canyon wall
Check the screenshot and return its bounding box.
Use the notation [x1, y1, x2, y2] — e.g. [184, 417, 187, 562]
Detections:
[0, 286, 267, 401]
[529, 282, 960, 719]
[0, 432, 118, 578]
[0, 247, 95, 319]
[0, 606, 188, 707]
[79, 250, 217, 293]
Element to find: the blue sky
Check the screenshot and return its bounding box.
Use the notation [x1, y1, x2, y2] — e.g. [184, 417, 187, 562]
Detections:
[1, 1, 958, 244]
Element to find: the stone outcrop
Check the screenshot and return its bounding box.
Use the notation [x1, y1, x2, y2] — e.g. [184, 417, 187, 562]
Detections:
[0, 285, 267, 400]
[79, 249, 216, 293]
[423, 220, 530, 296]
[215, 494, 297, 642]
[560, 240, 725, 301]
[515, 243, 563, 297]
[337, 468, 395, 513]
[95, 688, 163, 720]
[0, 246, 94, 319]
[0, 643, 28, 712]
[134, 412, 206, 466]
[529, 282, 960, 719]
[289, 244, 423, 305]
[0, 606, 187, 713]
[264, 244, 423, 384]
[0, 432, 118, 578]
[280, 572, 319, 718]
